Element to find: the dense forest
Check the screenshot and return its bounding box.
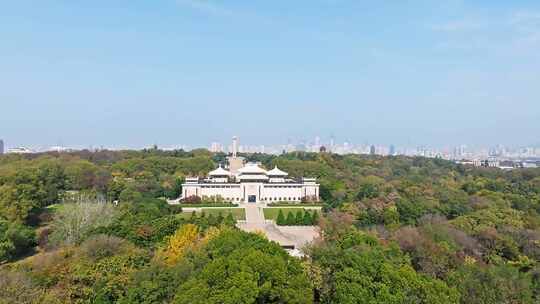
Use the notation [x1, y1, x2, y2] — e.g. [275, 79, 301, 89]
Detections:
[1, 148, 540, 303]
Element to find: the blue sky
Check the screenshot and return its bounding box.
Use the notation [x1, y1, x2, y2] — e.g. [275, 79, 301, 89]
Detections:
[1, 0, 539, 148]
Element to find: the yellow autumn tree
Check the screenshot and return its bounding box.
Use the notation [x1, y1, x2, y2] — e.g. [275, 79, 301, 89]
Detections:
[157, 225, 225, 266]
[200, 226, 221, 244]
[158, 224, 200, 265]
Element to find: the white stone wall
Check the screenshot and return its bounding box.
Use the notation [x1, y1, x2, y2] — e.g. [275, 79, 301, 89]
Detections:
[303, 185, 319, 198]
[183, 184, 243, 202]
[183, 182, 319, 202]
[261, 185, 304, 202]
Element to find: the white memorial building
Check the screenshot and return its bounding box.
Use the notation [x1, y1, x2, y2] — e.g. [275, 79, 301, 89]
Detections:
[181, 162, 320, 203]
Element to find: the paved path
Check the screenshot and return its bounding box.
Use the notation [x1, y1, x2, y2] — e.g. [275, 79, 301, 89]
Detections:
[244, 204, 265, 223]
[237, 203, 320, 253]
[171, 201, 320, 253]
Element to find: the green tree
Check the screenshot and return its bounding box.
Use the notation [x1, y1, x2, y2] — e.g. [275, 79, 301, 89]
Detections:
[295, 210, 304, 225]
[64, 160, 99, 190]
[286, 212, 296, 226]
[311, 230, 459, 304]
[207, 213, 217, 226]
[224, 213, 235, 226]
[119, 186, 143, 203]
[0, 162, 65, 223]
[173, 229, 313, 304]
[216, 212, 224, 225]
[312, 212, 320, 225]
[98, 198, 179, 248]
[276, 210, 286, 225]
[396, 198, 427, 225]
[119, 263, 190, 304]
[356, 176, 384, 200]
[382, 206, 400, 228]
[448, 264, 534, 304]
[0, 220, 36, 262]
[303, 211, 313, 225]
[0, 184, 33, 223]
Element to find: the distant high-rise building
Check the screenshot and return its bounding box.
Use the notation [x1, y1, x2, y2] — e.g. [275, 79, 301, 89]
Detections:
[230, 136, 239, 156]
[0, 139, 4, 155]
[453, 145, 467, 159]
[389, 145, 396, 156]
[210, 142, 223, 153]
[370, 145, 376, 155]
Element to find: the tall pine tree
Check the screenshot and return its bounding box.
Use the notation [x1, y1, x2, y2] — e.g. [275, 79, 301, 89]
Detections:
[224, 213, 235, 226]
[286, 212, 296, 226]
[312, 211, 320, 225]
[303, 211, 313, 225]
[276, 209, 286, 225]
[295, 210, 304, 225]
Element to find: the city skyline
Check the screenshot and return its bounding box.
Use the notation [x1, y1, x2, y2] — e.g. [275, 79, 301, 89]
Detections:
[2, 130, 540, 154]
[2, 135, 540, 162]
[2, 135, 540, 152]
[2, 1, 540, 147]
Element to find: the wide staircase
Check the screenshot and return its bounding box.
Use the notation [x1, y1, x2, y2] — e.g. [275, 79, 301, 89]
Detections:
[237, 204, 314, 248]
[244, 204, 265, 223]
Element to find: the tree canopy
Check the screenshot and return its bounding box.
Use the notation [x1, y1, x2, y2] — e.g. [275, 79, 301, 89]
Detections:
[1, 150, 540, 303]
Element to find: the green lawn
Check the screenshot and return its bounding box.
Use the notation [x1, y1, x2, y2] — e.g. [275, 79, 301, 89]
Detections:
[178, 208, 246, 221]
[263, 208, 315, 220]
[177, 203, 238, 208]
[267, 202, 324, 207]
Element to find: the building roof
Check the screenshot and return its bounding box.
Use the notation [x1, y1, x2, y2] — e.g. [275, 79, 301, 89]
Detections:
[239, 174, 270, 181]
[208, 165, 231, 176]
[267, 166, 288, 176]
[237, 163, 268, 175]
